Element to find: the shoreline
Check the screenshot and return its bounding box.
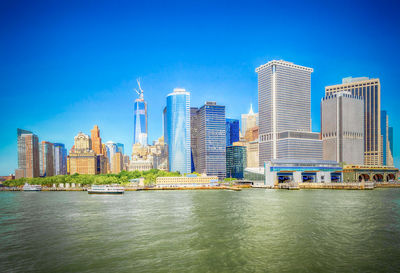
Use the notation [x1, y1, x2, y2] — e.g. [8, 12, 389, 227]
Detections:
[1, 183, 400, 191]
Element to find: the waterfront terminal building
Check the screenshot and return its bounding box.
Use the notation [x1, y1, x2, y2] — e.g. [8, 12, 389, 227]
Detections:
[264, 159, 342, 187]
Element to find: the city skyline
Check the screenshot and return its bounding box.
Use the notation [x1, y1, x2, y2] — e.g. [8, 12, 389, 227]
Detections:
[1, 0, 400, 174]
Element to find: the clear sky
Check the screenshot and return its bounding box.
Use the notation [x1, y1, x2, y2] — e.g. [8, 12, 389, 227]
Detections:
[1, 0, 399, 175]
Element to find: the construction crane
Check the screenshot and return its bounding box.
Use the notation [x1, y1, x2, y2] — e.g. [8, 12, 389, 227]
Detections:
[134, 78, 144, 99]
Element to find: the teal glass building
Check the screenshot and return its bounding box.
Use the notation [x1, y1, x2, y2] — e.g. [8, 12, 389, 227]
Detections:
[226, 145, 247, 179]
[166, 88, 191, 174]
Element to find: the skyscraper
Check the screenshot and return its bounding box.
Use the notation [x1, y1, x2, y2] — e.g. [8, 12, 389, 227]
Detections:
[381, 110, 394, 166]
[241, 104, 258, 135]
[191, 102, 226, 179]
[116, 143, 124, 155]
[256, 60, 322, 165]
[40, 141, 54, 177]
[226, 119, 239, 146]
[133, 80, 148, 146]
[325, 77, 381, 165]
[321, 92, 364, 164]
[69, 132, 97, 175]
[226, 145, 246, 179]
[165, 88, 191, 174]
[105, 141, 117, 171]
[16, 129, 40, 178]
[91, 125, 102, 155]
[53, 143, 67, 175]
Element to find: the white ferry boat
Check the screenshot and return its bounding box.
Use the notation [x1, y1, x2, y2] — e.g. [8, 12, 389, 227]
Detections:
[22, 183, 42, 191]
[88, 185, 124, 194]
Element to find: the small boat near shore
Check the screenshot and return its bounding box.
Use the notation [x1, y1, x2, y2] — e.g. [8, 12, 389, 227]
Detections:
[88, 185, 124, 194]
[22, 183, 42, 191]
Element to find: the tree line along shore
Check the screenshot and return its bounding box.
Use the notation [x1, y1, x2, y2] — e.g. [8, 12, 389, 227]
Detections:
[1, 169, 181, 187]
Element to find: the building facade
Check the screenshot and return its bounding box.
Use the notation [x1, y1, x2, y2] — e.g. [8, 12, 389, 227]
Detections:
[69, 132, 97, 175]
[166, 88, 191, 174]
[105, 141, 117, 172]
[256, 60, 322, 165]
[381, 110, 394, 166]
[53, 143, 67, 175]
[133, 84, 148, 146]
[226, 119, 240, 146]
[191, 102, 226, 179]
[112, 152, 123, 174]
[39, 141, 54, 177]
[226, 145, 247, 179]
[241, 104, 259, 135]
[325, 77, 381, 165]
[321, 92, 364, 165]
[90, 125, 102, 155]
[156, 174, 219, 188]
[16, 129, 40, 178]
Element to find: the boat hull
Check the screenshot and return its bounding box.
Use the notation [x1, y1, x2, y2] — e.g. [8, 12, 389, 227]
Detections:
[88, 191, 124, 194]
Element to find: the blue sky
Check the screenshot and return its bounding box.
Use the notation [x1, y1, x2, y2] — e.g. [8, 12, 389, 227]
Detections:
[1, 0, 399, 174]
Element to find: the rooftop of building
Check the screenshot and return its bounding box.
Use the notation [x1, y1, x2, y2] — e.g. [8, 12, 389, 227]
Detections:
[255, 60, 313, 73]
[267, 158, 340, 166]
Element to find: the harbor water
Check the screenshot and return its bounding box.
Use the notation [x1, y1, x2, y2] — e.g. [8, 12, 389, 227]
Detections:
[1, 189, 400, 272]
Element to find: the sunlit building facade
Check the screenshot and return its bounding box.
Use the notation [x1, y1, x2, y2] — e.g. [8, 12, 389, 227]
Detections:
[39, 141, 54, 177]
[325, 77, 381, 165]
[321, 92, 364, 165]
[192, 102, 226, 179]
[166, 88, 191, 174]
[257, 60, 322, 165]
[133, 97, 148, 146]
[53, 143, 67, 175]
[16, 129, 40, 178]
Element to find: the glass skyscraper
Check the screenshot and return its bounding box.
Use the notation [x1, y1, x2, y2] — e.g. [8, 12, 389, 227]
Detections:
[226, 119, 239, 146]
[226, 145, 246, 179]
[105, 141, 117, 171]
[16, 128, 40, 178]
[166, 88, 191, 174]
[381, 110, 394, 166]
[53, 143, 67, 175]
[133, 96, 148, 146]
[116, 143, 124, 155]
[191, 102, 226, 179]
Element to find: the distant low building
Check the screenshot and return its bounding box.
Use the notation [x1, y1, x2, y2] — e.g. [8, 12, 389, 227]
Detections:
[156, 174, 219, 188]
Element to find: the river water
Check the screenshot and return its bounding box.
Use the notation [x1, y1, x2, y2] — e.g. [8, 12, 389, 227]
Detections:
[1, 189, 400, 272]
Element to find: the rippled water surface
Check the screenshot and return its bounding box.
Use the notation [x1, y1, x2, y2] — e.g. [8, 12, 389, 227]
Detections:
[1, 189, 400, 272]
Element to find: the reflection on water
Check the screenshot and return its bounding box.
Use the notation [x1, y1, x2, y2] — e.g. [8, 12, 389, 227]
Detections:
[1, 189, 400, 272]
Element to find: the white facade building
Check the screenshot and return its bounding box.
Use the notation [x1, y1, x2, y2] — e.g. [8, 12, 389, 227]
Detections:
[256, 60, 322, 165]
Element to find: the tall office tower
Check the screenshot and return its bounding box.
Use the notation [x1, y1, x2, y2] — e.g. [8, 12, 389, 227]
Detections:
[165, 88, 191, 174]
[133, 80, 148, 146]
[256, 60, 322, 165]
[241, 104, 259, 134]
[53, 143, 67, 175]
[116, 143, 124, 155]
[226, 145, 247, 179]
[321, 92, 364, 164]
[381, 111, 394, 166]
[69, 132, 97, 175]
[389, 126, 394, 166]
[16, 129, 40, 178]
[326, 77, 381, 165]
[226, 119, 239, 146]
[190, 107, 199, 172]
[39, 141, 54, 177]
[91, 125, 102, 155]
[192, 102, 226, 179]
[105, 141, 117, 171]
